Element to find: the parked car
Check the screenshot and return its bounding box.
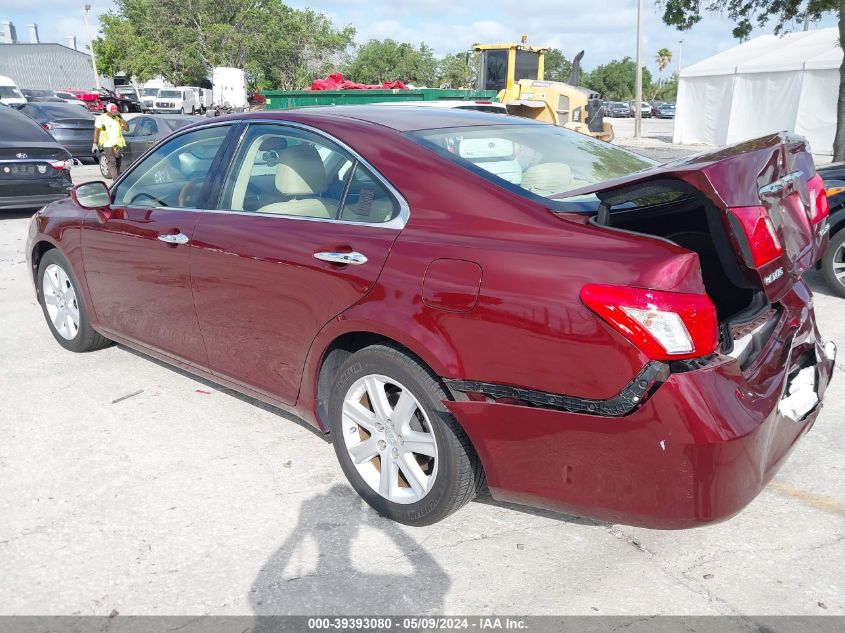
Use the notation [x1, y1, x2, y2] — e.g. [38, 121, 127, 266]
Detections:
[0, 105, 72, 210]
[606, 101, 630, 118]
[98, 114, 198, 177]
[16, 102, 96, 162]
[655, 103, 676, 118]
[0, 74, 26, 106]
[817, 162, 845, 298]
[152, 88, 198, 114]
[26, 108, 835, 528]
[53, 91, 86, 105]
[629, 100, 652, 117]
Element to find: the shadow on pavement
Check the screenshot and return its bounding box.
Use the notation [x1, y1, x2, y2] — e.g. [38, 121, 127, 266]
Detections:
[117, 344, 330, 442]
[249, 484, 450, 617]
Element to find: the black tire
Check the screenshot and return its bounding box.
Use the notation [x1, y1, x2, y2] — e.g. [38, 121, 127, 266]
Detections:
[329, 344, 484, 526]
[37, 249, 111, 353]
[180, 107, 184, 114]
[822, 228, 845, 299]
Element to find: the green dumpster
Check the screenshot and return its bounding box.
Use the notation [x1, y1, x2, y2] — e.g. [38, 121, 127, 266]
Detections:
[261, 88, 498, 110]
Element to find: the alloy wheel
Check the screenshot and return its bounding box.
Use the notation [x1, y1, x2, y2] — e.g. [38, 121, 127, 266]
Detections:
[833, 242, 845, 286]
[341, 374, 438, 504]
[42, 263, 80, 341]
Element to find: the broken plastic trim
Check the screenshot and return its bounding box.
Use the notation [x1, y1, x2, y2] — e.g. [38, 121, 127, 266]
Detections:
[445, 361, 670, 417]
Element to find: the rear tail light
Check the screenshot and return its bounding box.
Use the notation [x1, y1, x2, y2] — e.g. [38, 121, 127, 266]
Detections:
[49, 160, 72, 170]
[42, 123, 54, 132]
[580, 284, 718, 361]
[807, 174, 830, 224]
[729, 206, 783, 267]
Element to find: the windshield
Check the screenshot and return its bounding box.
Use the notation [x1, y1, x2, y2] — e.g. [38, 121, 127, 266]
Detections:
[407, 123, 656, 210]
[141, 88, 159, 97]
[159, 90, 181, 98]
[0, 86, 23, 98]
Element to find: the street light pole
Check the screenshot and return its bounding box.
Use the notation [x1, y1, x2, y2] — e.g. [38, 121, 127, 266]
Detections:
[634, 0, 643, 138]
[83, 4, 100, 91]
[678, 39, 683, 76]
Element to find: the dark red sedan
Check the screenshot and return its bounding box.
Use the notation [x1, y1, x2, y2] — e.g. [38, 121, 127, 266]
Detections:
[26, 107, 836, 528]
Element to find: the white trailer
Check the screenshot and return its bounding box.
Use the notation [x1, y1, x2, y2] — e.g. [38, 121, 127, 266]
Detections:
[212, 67, 248, 110]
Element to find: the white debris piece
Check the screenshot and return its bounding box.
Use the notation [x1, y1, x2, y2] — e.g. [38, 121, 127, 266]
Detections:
[778, 366, 818, 421]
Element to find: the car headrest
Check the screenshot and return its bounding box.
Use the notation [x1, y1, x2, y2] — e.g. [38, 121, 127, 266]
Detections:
[521, 162, 573, 196]
[275, 144, 328, 196]
[259, 136, 288, 151]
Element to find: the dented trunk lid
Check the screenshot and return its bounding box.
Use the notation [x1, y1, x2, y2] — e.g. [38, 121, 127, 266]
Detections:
[554, 132, 828, 303]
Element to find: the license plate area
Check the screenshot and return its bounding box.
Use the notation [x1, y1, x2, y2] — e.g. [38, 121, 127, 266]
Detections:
[0, 163, 45, 179]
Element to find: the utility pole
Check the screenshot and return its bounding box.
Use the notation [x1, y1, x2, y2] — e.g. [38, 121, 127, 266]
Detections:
[83, 4, 100, 90]
[634, 0, 643, 138]
[678, 39, 683, 76]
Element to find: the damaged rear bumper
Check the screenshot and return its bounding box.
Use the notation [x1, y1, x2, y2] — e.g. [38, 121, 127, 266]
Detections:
[445, 284, 836, 529]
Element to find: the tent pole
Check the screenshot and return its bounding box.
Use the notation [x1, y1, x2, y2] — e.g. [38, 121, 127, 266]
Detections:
[635, 0, 643, 139]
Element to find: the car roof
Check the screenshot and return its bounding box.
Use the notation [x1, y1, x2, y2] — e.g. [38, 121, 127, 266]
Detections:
[237, 105, 541, 133]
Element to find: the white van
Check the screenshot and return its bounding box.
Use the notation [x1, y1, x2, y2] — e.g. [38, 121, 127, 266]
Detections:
[152, 87, 198, 114]
[200, 88, 213, 112]
[0, 75, 26, 106]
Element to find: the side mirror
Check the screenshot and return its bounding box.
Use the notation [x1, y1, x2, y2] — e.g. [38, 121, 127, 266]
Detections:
[72, 181, 111, 209]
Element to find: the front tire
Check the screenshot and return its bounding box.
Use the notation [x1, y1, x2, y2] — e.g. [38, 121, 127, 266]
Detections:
[822, 228, 845, 299]
[37, 250, 111, 352]
[330, 344, 483, 526]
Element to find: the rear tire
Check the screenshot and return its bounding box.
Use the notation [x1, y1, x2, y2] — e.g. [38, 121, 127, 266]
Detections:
[822, 228, 845, 299]
[330, 344, 483, 526]
[98, 153, 109, 178]
[37, 250, 111, 353]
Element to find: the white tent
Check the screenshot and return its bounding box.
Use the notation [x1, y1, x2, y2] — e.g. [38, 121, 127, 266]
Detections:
[674, 28, 842, 156]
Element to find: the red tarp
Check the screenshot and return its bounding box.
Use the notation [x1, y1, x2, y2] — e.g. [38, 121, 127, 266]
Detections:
[308, 73, 408, 91]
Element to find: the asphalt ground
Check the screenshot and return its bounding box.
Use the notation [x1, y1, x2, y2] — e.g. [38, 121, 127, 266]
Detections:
[0, 122, 842, 617]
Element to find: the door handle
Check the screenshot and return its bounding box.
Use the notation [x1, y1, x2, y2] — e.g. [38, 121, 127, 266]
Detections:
[157, 232, 190, 245]
[313, 251, 368, 265]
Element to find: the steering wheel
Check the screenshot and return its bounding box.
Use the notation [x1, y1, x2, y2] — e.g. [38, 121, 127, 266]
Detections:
[178, 178, 205, 208]
[129, 192, 168, 207]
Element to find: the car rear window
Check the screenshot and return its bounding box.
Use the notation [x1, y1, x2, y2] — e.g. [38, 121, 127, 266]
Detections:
[36, 104, 93, 119]
[406, 123, 655, 210]
[0, 108, 57, 142]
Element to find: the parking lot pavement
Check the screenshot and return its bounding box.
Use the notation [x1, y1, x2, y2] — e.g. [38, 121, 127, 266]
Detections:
[1, 201, 843, 615]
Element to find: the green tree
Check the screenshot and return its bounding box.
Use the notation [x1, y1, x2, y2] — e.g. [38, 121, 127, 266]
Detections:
[93, 0, 354, 90]
[437, 52, 479, 88]
[659, 0, 843, 159]
[585, 57, 653, 101]
[345, 39, 438, 86]
[654, 47, 673, 86]
[543, 48, 573, 82]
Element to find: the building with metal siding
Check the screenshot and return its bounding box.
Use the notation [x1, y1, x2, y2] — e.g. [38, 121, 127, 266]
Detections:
[0, 43, 101, 91]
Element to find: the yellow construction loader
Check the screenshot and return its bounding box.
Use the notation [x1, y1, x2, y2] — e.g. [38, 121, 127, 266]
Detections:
[471, 38, 613, 142]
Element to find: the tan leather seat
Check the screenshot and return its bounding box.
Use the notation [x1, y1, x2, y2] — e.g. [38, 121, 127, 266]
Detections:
[256, 145, 335, 217]
[521, 162, 573, 196]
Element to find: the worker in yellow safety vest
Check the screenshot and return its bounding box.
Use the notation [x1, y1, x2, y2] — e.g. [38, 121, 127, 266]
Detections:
[93, 103, 129, 180]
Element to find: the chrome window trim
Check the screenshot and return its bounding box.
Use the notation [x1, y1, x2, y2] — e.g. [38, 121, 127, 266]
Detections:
[116, 118, 409, 231]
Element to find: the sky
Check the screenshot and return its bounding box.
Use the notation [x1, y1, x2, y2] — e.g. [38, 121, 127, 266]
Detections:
[0, 0, 838, 76]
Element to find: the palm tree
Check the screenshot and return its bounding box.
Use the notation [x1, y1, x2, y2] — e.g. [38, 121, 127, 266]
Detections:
[654, 47, 673, 86]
